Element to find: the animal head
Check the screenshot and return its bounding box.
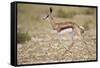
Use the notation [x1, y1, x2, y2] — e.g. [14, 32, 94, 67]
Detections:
[42, 7, 53, 20]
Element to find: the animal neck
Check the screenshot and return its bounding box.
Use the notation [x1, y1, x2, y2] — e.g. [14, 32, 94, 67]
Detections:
[47, 15, 57, 30]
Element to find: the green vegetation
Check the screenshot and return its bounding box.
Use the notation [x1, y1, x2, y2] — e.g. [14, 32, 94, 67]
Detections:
[17, 31, 31, 43]
[56, 8, 76, 18]
[55, 7, 96, 18]
[81, 8, 96, 15]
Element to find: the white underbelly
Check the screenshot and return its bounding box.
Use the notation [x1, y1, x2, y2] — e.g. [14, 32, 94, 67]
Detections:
[59, 28, 73, 34]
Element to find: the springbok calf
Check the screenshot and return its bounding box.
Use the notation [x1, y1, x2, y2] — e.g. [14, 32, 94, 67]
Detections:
[43, 7, 85, 55]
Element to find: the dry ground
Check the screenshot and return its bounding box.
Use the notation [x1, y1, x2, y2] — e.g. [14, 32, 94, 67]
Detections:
[17, 4, 97, 65]
[17, 28, 96, 65]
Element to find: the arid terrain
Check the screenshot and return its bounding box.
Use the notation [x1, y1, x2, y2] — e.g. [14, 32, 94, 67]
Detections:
[17, 3, 97, 65]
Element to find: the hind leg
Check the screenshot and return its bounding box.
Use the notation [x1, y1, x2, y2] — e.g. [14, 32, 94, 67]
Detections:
[62, 31, 75, 57]
[79, 33, 92, 56]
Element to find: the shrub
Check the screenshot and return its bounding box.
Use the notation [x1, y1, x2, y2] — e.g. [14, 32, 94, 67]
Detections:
[81, 8, 96, 15]
[17, 31, 31, 43]
[56, 8, 76, 18]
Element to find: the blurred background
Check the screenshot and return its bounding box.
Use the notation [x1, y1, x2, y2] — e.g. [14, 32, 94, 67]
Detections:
[17, 3, 97, 65]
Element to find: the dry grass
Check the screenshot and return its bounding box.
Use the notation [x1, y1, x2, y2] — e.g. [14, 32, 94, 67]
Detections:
[17, 3, 97, 65]
[17, 29, 96, 64]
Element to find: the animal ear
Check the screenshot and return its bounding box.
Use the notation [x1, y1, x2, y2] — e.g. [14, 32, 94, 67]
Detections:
[49, 7, 52, 13]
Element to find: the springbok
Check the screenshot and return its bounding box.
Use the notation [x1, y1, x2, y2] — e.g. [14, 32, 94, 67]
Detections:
[43, 7, 86, 55]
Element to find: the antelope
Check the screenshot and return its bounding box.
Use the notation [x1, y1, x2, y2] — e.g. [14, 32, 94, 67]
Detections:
[43, 7, 86, 56]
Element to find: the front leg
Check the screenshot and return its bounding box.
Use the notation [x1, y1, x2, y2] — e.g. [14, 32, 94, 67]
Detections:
[61, 31, 75, 57]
